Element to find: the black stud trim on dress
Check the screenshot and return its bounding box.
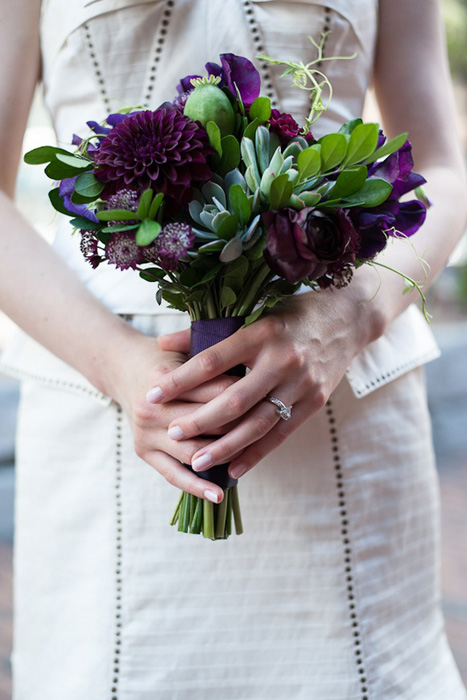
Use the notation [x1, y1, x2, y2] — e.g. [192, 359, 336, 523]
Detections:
[83, 23, 111, 110]
[317, 6, 332, 69]
[110, 406, 124, 700]
[142, 0, 174, 107]
[241, 0, 278, 108]
[326, 400, 370, 700]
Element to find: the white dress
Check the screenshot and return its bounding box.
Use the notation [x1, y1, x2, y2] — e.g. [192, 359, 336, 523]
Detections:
[2, 1, 466, 698]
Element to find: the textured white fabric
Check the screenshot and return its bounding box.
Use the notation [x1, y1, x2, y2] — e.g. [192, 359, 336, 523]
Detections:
[6, 1, 465, 697]
[12, 314, 466, 699]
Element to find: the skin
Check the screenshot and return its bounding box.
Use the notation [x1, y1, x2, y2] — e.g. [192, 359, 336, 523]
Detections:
[0, 0, 466, 502]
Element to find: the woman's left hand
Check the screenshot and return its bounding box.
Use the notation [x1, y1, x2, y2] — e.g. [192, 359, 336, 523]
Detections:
[149, 283, 382, 480]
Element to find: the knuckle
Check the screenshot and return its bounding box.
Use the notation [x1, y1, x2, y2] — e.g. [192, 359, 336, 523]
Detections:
[312, 384, 328, 411]
[226, 389, 250, 415]
[257, 315, 285, 343]
[199, 348, 221, 375]
[247, 444, 265, 465]
[275, 426, 290, 446]
[159, 463, 177, 486]
[253, 413, 275, 436]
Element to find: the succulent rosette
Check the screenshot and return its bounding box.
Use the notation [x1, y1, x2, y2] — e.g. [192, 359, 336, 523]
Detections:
[25, 46, 430, 540]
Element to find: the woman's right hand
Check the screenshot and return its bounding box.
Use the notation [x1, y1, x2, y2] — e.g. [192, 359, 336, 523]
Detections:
[109, 330, 236, 503]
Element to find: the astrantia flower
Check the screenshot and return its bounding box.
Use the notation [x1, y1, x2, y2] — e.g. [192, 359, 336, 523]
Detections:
[146, 222, 195, 271]
[267, 109, 314, 147]
[104, 232, 145, 270]
[263, 208, 358, 285]
[105, 188, 140, 226]
[80, 231, 102, 269]
[93, 105, 213, 206]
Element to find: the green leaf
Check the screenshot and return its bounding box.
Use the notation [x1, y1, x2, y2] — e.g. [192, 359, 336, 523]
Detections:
[319, 133, 348, 171]
[197, 240, 225, 254]
[225, 255, 249, 278]
[219, 237, 243, 262]
[74, 171, 105, 198]
[48, 187, 73, 216]
[44, 160, 84, 180]
[215, 213, 239, 240]
[198, 262, 224, 284]
[338, 118, 363, 135]
[255, 125, 271, 174]
[136, 189, 153, 219]
[216, 135, 241, 176]
[180, 267, 204, 287]
[55, 153, 93, 169]
[245, 305, 266, 325]
[269, 173, 294, 210]
[342, 177, 392, 208]
[228, 184, 252, 227]
[220, 286, 237, 309]
[97, 209, 140, 221]
[71, 190, 97, 205]
[136, 219, 161, 246]
[298, 191, 322, 207]
[101, 224, 139, 233]
[362, 132, 408, 165]
[206, 121, 222, 156]
[343, 123, 379, 166]
[249, 97, 272, 124]
[243, 118, 260, 140]
[297, 146, 321, 181]
[148, 192, 164, 220]
[23, 146, 72, 165]
[327, 165, 368, 200]
[161, 290, 188, 312]
[139, 267, 166, 282]
[69, 215, 101, 231]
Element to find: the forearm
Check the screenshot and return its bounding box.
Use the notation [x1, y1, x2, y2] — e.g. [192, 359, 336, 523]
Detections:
[0, 190, 155, 397]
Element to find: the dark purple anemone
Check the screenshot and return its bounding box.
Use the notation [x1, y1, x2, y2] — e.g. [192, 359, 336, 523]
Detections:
[92, 104, 213, 206]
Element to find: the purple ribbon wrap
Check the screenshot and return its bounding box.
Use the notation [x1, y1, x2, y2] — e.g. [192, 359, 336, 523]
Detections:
[187, 317, 245, 489]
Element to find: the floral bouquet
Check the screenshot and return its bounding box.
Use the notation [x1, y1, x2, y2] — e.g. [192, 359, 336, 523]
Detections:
[25, 48, 428, 539]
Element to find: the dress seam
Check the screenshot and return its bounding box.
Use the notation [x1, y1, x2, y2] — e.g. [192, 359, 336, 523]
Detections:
[110, 405, 124, 700]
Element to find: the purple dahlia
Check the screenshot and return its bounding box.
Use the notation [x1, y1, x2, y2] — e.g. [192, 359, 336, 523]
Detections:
[93, 105, 213, 206]
[145, 222, 195, 271]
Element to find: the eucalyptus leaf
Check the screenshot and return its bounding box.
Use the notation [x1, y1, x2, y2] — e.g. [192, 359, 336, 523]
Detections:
[269, 173, 293, 210]
[248, 96, 271, 124]
[49, 187, 74, 216]
[135, 219, 161, 246]
[69, 215, 101, 230]
[24, 145, 73, 165]
[55, 153, 93, 169]
[74, 171, 105, 198]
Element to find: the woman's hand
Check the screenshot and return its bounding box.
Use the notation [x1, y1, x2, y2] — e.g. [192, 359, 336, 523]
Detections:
[152, 282, 383, 480]
[109, 331, 238, 503]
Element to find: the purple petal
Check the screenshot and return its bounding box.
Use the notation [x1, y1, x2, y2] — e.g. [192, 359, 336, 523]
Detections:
[86, 120, 111, 136]
[394, 200, 427, 236]
[219, 53, 261, 104]
[205, 62, 223, 79]
[59, 177, 99, 222]
[176, 74, 202, 95]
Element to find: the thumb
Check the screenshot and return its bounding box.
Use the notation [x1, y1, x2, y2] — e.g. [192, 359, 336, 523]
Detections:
[158, 328, 191, 353]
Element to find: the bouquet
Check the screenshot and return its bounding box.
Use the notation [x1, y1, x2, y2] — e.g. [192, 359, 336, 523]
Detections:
[25, 49, 428, 540]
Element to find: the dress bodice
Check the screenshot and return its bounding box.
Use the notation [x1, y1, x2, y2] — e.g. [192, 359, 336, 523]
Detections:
[39, 0, 378, 314]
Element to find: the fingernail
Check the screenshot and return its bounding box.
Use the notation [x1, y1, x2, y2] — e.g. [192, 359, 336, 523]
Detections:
[167, 426, 185, 441]
[230, 464, 247, 479]
[192, 453, 213, 471]
[204, 489, 220, 504]
[146, 387, 164, 403]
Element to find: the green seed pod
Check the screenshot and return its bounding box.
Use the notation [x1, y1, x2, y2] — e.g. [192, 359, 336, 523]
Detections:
[184, 82, 235, 138]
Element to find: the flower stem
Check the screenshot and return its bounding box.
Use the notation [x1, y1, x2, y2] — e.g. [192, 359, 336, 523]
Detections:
[215, 490, 229, 539]
[203, 499, 215, 539]
[232, 485, 243, 535]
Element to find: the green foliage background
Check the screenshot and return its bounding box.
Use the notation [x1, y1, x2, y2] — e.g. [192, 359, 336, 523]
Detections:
[443, 0, 467, 81]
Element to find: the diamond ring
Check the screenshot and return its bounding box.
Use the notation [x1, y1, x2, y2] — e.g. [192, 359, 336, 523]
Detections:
[265, 395, 293, 421]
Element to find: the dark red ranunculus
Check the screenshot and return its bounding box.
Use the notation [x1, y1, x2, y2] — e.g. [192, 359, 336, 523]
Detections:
[263, 207, 359, 285]
[266, 109, 314, 147]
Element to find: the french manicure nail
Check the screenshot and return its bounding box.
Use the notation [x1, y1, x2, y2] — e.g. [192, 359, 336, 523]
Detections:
[192, 453, 213, 471]
[204, 489, 220, 504]
[167, 426, 185, 441]
[230, 464, 247, 479]
[146, 387, 164, 403]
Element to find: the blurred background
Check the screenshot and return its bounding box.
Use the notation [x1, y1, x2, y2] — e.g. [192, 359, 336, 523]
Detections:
[1, 2, 467, 697]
